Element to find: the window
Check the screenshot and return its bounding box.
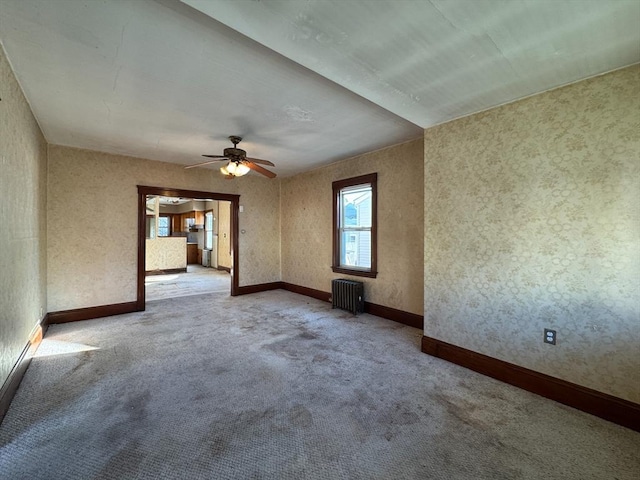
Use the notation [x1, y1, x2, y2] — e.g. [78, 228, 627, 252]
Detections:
[146, 215, 156, 239]
[157, 215, 171, 237]
[205, 211, 214, 250]
[332, 173, 377, 278]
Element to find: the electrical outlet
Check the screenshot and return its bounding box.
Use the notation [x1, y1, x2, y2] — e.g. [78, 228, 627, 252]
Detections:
[544, 328, 556, 345]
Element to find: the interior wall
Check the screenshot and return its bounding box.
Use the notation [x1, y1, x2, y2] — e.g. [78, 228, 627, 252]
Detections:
[217, 201, 231, 269]
[0, 45, 48, 385]
[423, 65, 640, 402]
[237, 177, 282, 284]
[47, 145, 281, 312]
[281, 138, 424, 315]
[206, 200, 219, 235]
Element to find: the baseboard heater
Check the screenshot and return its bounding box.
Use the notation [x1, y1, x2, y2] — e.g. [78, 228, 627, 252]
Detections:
[331, 279, 364, 315]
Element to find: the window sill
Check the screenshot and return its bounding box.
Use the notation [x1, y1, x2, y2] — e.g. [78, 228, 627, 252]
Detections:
[331, 266, 378, 278]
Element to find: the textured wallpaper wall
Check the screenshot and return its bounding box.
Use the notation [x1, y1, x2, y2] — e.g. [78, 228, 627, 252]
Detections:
[47, 146, 280, 311]
[424, 66, 640, 402]
[236, 176, 282, 285]
[145, 238, 187, 271]
[281, 138, 424, 315]
[0, 45, 48, 385]
[217, 201, 232, 269]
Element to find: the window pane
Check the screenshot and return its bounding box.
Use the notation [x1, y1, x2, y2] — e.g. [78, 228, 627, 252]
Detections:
[341, 187, 372, 228]
[146, 216, 156, 239]
[340, 229, 371, 268]
[205, 212, 213, 249]
[158, 216, 170, 237]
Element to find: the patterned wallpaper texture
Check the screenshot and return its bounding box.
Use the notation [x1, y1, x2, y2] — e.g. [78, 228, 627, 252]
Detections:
[47, 146, 280, 312]
[145, 238, 187, 271]
[0, 45, 48, 385]
[424, 65, 640, 402]
[217, 200, 232, 269]
[236, 175, 282, 284]
[281, 138, 424, 315]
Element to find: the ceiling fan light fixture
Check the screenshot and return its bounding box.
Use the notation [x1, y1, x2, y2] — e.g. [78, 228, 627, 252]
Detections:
[188, 136, 275, 178]
[225, 161, 250, 177]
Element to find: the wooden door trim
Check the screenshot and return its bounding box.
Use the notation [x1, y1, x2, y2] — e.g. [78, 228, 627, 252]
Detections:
[137, 185, 240, 310]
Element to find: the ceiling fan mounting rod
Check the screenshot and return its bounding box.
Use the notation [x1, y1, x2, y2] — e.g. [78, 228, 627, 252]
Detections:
[229, 135, 242, 147]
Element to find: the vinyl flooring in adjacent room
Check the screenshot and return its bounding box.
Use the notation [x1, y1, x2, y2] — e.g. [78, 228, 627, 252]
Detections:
[145, 265, 230, 302]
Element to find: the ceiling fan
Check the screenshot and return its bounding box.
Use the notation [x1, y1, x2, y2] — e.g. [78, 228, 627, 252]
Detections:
[185, 136, 276, 179]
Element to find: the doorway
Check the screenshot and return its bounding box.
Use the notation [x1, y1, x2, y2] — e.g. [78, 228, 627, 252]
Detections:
[137, 186, 240, 311]
[144, 195, 232, 301]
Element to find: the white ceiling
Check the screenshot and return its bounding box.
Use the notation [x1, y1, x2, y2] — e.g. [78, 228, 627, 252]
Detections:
[1, 0, 638, 177]
[147, 196, 194, 206]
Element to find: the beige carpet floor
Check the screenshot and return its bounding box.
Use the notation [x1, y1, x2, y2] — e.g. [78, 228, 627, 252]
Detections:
[1, 290, 638, 479]
[145, 265, 230, 301]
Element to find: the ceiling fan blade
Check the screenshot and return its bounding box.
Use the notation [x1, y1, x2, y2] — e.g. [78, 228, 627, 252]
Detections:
[184, 157, 229, 169]
[202, 155, 228, 158]
[245, 157, 275, 167]
[244, 161, 276, 178]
